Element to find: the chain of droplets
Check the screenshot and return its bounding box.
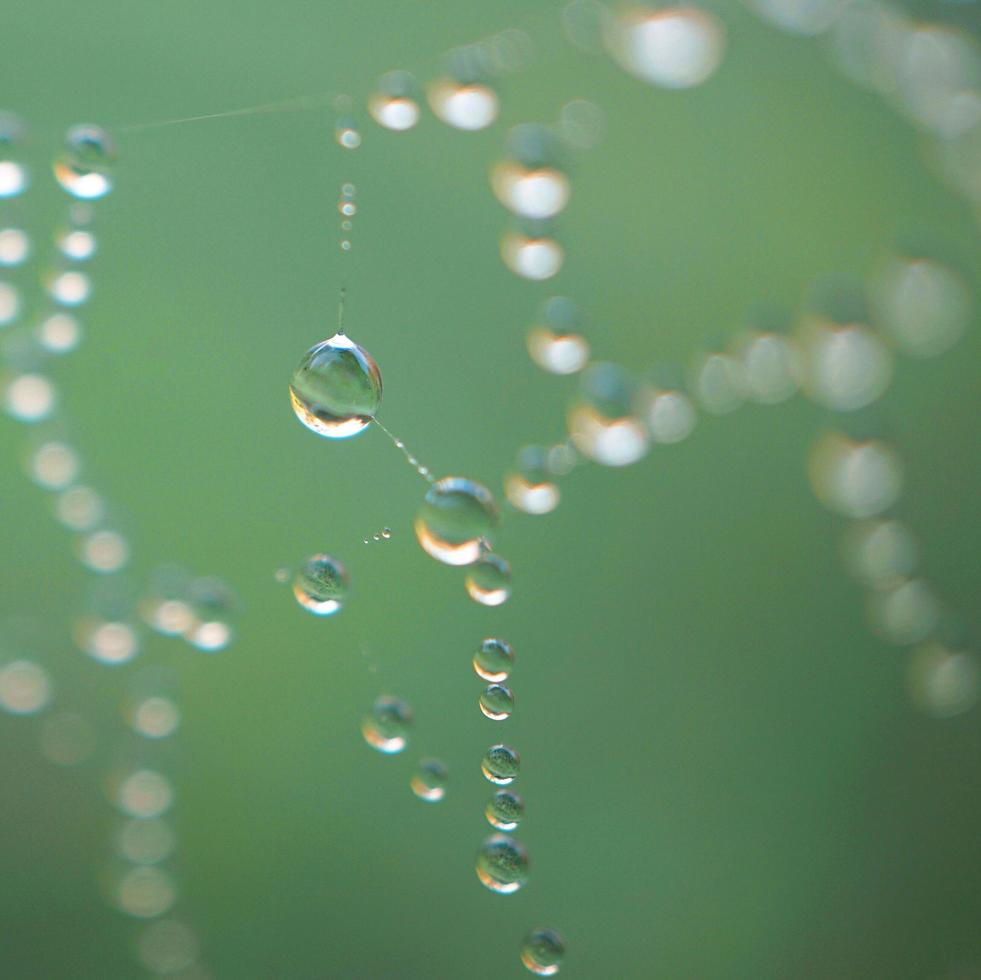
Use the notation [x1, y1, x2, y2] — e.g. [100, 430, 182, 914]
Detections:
[0, 118, 225, 978]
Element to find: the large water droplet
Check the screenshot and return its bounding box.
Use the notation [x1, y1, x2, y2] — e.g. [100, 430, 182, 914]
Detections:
[568, 363, 649, 466]
[521, 927, 566, 975]
[54, 124, 116, 200]
[465, 552, 512, 607]
[485, 789, 524, 831]
[289, 333, 382, 439]
[479, 683, 515, 721]
[474, 638, 514, 682]
[481, 743, 520, 784]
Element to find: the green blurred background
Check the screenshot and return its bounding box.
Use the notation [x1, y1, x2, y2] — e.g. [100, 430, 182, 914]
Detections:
[1, 1, 980, 977]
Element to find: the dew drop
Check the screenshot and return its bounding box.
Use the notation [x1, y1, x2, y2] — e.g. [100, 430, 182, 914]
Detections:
[38, 312, 82, 353]
[526, 296, 590, 375]
[362, 695, 413, 754]
[521, 927, 566, 976]
[800, 318, 892, 411]
[567, 363, 649, 467]
[473, 638, 514, 683]
[908, 643, 979, 718]
[0, 659, 52, 715]
[506, 445, 560, 515]
[410, 758, 449, 802]
[466, 552, 512, 607]
[808, 431, 903, 519]
[369, 71, 422, 132]
[485, 789, 524, 831]
[54, 123, 116, 200]
[414, 477, 499, 566]
[289, 332, 382, 439]
[501, 231, 564, 281]
[0, 227, 30, 266]
[481, 743, 520, 784]
[475, 833, 529, 894]
[479, 683, 515, 721]
[428, 79, 500, 131]
[292, 554, 349, 616]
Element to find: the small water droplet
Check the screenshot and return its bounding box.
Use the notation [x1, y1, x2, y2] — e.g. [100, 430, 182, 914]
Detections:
[485, 789, 524, 831]
[479, 683, 515, 721]
[475, 834, 529, 893]
[481, 743, 520, 785]
[292, 554, 349, 616]
[473, 638, 514, 682]
[521, 927, 565, 975]
[361, 695, 412, 754]
[410, 758, 449, 801]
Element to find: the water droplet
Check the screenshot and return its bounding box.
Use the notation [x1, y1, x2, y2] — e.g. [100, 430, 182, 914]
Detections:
[868, 578, 939, 646]
[568, 363, 649, 466]
[608, 6, 726, 89]
[54, 123, 116, 200]
[479, 683, 515, 721]
[5, 373, 57, 422]
[485, 789, 524, 831]
[79, 528, 129, 573]
[57, 227, 97, 261]
[29, 440, 79, 490]
[808, 431, 903, 519]
[641, 387, 697, 444]
[47, 268, 91, 306]
[691, 351, 746, 415]
[493, 164, 570, 220]
[336, 120, 362, 150]
[362, 695, 412, 754]
[0, 280, 21, 325]
[289, 332, 383, 439]
[117, 818, 175, 864]
[908, 643, 979, 718]
[474, 638, 514, 682]
[414, 477, 499, 566]
[137, 919, 199, 975]
[338, 200, 357, 217]
[369, 71, 422, 131]
[116, 769, 174, 819]
[466, 553, 512, 607]
[526, 296, 590, 375]
[842, 519, 918, 590]
[475, 833, 529, 893]
[481, 743, 520, 784]
[872, 256, 971, 358]
[340, 239, 352, 252]
[131, 696, 181, 739]
[501, 231, 564, 281]
[76, 618, 140, 664]
[55, 485, 104, 530]
[558, 98, 605, 149]
[0, 659, 52, 715]
[38, 312, 82, 353]
[381, 527, 392, 539]
[429, 80, 500, 131]
[521, 927, 566, 975]
[410, 758, 449, 802]
[341, 182, 356, 197]
[737, 331, 802, 404]
[0, 227, 30, 266]
[800, 318, 892, 411]
[506, 445, 560, 515]
[115, 865, 177, 918]
[292, 554, 349, 616]
[749, 0, 843, 36]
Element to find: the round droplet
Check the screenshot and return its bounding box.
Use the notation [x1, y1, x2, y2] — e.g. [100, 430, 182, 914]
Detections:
[410, 758, 449, 802]
[501, 231, 564, 281]
[292, 554, 349, 616]
[642, 388, 697, 444]
[117, 818, 176, 865]
[800, 319, 892, 411]
[0, 227, 30, 266]
[568, 363, 649, 467]
[474, 638, 514, 682]
[336, 119, 362, 150]
[362, 695, 412, 754]
[808, 431, 903, 519]
[737, 331, 802, 404]
[381, 527, 392, 540]
[289, 332, 382, 439]
[485, 789, 524, 831]
[908, 643, 979, 718]
[414, 477, 498, 566]
[131, 696, 181, 739]
[54, 123, 116, 200]
[506, 445, 560, 515]
[116, 769, 173, 819]
[38, 312, 82, 353]
[0, 659, 52, 715]
[521, 927, 566, 976]
[868, 578, 939, 646]
[429, 80, 500, 131]
[691, 351, 746, 415]
[479, 683, 515, 721]
[476, 834, 529, 894]
[527, 297, 590, 375]
[608, 6, 726, 89]
[481, 743, 520, 784]
[58, 228, 97, 261]
[0, 114, 29, 199]
[466, 553, 512, 607]
[369, 72, 421, 132]
[842, 519, 918, 589]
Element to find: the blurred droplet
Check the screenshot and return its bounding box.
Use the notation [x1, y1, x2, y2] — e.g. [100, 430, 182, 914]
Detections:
[410, 758, 449, 802]
[29, 440, 79, 490]
[428, 80, 499, 131]
[527, 297, 590, 375]
[0, 659, 52, 715]
[691, 351, 746, 415]
[57, 228, 97, 261]
[506, 445, 561, 515]
[799, 318, 892, 411]
[369, 71, 421, 131]
[38, 312, 82, 353]
[138, 919, 199, 975]
[466, 552, 512, 607]
[749, 0, 844, 36]
[476, 834, 529, 893]
[641, 387, 697, 444]
[290, 333, 383, 439]
[808, 431, 903, 519]
[736, 331, 802, 404]
[473, 638, 514, 683]
[841, 519, 918, 590]
[607, 6, 726, 90]
[77, 618, 140, 665]
[414, 477, 498, 566]
[5, 372, 55, 422]
[568, 363, 649, 466]
[908, 643, 979, 718]
[116, 769, 174, 819]
[131, 696, 181, 739]
[292, 554, 349, 616]
[79, 529, 129, 573]
[481, 743, 520, 784]
[501, 231, 564, 281]
[118, 818, 176, 865]
[868, 578, 940, 645]
[362, 695, 412, 754]
[115, 865, 177, 918]
[0, 280, 21, 325]
[47, 269, 91, 307]
[0, 228, 30, 266]
[56, 485, 105, 530]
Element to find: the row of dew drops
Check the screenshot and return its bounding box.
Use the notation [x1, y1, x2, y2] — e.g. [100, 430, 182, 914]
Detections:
[0, 118, 230, 978]
[3, 0, 981, 974]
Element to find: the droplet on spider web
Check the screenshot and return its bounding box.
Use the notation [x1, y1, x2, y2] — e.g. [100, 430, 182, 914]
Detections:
[362, 695, 412, 754]
[485, 788, 524, 831]
[506, 445, 561, 516]
[369, 70, 421, 132]
[414, 477, 498, 566]
[526, 297, 590, 376]
[520, 927, 566, 975]
[481, 743, 520, 784]
[410, 758, 449, 802]
[54, 123, 116, 200]
[492, 124, 571, 220]
[567, 362, 649, 467]
[292, 554, 349, 616]
[465, 552, 512, 607]
[473, 638, 514, 682]
[475, 833, 529, 893]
